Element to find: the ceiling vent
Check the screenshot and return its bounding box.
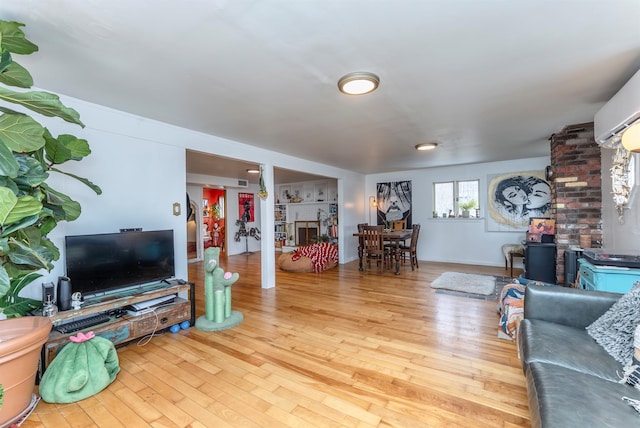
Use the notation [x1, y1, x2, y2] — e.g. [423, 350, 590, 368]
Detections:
[235, 179, 248, 188]
[594, 69, 640, 145]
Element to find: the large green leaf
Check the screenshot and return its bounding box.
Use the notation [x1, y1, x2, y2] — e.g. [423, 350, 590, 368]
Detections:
[0, 137, 19, 177]
[0, 187, 42, 226]
[14, 153, 48, 188]
[0, 87, 84, 127]
[50, 167, 103, 195]
[0, 49, 11, 74]
[7, 237, 52, 271]
[0, 21, 38, 55]
[0, 213, 38, 237]
[0, 271, 42, 317]
[0, 176, 19, 194]
[0, 113, 45, 152]
[0, 60, 33, 88]
[44, 132, 91, 164]
[0, 265, 9, 299]
[38, 214, 57, 236]
[41, 183, 81, 221]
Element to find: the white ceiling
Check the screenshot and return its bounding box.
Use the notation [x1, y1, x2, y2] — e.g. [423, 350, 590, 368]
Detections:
[2, 1, 640, 184]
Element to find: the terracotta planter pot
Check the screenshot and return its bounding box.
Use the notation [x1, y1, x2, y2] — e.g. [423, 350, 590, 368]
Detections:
[0, 317, 52, 426]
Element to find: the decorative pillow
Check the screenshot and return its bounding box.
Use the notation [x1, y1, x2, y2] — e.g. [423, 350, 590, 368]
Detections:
[586, 281, 640, 364]
[620, 324, 640, 389]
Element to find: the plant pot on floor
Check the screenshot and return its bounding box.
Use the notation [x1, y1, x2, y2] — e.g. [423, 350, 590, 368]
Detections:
[0, 317, 52, 426]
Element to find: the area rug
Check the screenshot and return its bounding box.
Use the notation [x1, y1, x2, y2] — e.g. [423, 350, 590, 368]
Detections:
[433, 274, 513, 301]
[431, 272, 496, 295]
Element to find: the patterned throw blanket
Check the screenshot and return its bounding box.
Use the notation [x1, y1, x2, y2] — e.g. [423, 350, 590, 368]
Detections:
[498, 282, 526, 340]
[291, 243, 338, 272]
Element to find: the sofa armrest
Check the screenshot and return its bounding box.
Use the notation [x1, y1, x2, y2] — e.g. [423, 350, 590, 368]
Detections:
[523, 284, 620, 329]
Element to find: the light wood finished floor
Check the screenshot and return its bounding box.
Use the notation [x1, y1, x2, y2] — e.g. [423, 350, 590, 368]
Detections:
[27, 254, 530, 427]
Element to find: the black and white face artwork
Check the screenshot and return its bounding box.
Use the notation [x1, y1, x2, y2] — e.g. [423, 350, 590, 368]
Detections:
[490, 174, 551, 227]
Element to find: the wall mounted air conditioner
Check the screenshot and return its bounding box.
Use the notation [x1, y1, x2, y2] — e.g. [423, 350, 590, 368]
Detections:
[186, 173, 250, 188]
[594, 68, 640, 145]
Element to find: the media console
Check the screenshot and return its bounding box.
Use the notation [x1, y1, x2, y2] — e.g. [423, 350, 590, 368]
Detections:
[40, 279, 195, 375]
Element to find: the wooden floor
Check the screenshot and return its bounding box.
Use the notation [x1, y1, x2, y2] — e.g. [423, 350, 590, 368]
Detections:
[26, 254, 530, 427]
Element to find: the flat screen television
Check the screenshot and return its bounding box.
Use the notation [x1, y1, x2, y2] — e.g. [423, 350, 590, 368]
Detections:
[65, 229, 175, 297]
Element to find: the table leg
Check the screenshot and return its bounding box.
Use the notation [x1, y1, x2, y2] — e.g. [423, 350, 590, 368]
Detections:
[394, 239, 401, 275]
[358, 244, 364, 271]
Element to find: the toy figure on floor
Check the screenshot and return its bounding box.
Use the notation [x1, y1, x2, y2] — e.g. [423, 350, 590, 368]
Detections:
[195, 247, 243, 331]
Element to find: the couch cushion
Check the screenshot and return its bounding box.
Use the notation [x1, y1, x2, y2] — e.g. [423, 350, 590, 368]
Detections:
[519, 319, 621, 382]
[587, 281, 640, 365]
[526, 362, 640, 428]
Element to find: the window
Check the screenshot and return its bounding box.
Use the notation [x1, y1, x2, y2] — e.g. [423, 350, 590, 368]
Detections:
[433, 179, 480, 218]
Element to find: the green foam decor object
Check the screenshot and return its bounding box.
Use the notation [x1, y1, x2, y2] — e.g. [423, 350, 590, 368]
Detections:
[39, 332, 119, 403]
[196, 247, 242, 331]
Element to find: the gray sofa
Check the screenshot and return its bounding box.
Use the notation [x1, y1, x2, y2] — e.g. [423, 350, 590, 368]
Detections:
[517, 284, 640, 427]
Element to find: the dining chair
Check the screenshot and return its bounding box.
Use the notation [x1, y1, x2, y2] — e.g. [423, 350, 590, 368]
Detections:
[361, 225, 386, 273]
[356, 222, 368, 264]
[398, 224, 420, 270]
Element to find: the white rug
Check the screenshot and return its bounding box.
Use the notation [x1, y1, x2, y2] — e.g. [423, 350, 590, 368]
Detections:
[430, 272, 496, 296]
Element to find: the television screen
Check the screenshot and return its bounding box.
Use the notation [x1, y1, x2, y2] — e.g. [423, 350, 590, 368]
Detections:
[65, 229, 175, 297]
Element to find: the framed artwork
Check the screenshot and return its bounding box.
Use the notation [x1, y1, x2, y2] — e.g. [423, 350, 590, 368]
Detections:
[328, 186, 338, 202]
[486, 171, 551, 232]
[529, 218, 555, 235]
[315, 183, 327, 202]
[238, 192, 254, 222]
[375, 181, 412, 227]
[202, 199, 209, 217]
[302, 184, 314, 202]
[279, 185, 291, 203]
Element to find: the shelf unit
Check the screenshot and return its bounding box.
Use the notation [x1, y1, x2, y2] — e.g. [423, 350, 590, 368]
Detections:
[273, 201, 338, 250]
[274, 203, 288, 245]
[41, 280, 195, 375]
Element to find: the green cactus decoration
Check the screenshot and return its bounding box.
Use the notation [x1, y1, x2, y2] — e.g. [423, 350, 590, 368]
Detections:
[195, 247, 243, 331]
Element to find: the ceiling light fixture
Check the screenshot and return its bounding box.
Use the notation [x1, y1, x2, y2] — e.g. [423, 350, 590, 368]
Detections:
[246, 168, 260, 174]
[337, 72, 380, 95]
[415, 142, 438, 151]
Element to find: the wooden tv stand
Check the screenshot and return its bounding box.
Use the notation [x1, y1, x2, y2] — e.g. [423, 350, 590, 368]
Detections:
[41, 280, 195, 375]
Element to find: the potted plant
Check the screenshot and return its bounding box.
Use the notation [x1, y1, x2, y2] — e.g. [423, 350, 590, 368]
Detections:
[458, 199, 477, 218]
[0, 20, 101, 319]
[0, 19, 101, 426]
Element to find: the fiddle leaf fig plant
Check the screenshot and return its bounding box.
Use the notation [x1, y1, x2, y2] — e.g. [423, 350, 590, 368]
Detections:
[0, 20, 101, 318]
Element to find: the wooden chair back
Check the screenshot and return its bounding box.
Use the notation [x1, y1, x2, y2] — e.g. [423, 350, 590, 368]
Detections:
[409, 224, 420, 250]
[362, 225, 385, 272]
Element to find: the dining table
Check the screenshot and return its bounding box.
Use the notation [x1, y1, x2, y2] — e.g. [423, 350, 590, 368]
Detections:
[353, 228, 412, 275]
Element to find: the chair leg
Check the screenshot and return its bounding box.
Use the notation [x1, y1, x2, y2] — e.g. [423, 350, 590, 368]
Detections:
[510, 254, 514, 277]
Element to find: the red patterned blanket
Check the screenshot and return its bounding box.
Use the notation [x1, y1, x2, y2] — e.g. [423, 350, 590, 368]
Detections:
[291, 243, 338, 272]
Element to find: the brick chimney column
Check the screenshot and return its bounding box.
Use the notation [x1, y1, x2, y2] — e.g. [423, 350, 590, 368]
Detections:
[550, 123, 602, 285]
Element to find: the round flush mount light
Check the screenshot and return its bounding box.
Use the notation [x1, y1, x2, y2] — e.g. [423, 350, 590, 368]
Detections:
[246, 168, 260, 174]
[337, 72, 380, 95]
[415, 142, 438, 151]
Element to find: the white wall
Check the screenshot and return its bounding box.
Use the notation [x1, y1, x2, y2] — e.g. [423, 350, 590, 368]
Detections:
[366, 157, 549, 268]
[22, 90, 364, 296]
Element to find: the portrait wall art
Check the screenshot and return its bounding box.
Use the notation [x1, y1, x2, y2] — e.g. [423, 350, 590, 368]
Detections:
[376, 181, 412, 227]
[486, 171, 551, 232]
[238, 192, 254, 222]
